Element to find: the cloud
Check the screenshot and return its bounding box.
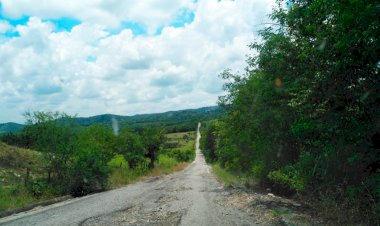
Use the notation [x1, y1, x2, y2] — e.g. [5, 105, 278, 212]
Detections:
[0, 0, 276, 123]
[151, 74, 179, 87]
[32, 81, 63, 95]
[0, 0, 195, 31]
[0, 19, 11, 33]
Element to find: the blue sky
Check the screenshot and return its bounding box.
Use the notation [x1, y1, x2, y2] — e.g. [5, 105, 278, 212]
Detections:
[0, 0, 275, 123]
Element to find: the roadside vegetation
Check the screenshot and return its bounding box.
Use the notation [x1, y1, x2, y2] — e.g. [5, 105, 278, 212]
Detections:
[0, 142, 55, 211]
[201, 0, 379, 225]
[0, 112, 196, 212]
[210, 164, 242, 187]
[108, 131, 195, 187]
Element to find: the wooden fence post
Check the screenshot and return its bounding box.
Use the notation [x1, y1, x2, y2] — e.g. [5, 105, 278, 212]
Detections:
[25, 167, 30, 186]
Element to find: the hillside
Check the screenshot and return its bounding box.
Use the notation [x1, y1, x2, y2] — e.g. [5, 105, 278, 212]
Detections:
[74, 106, 224, 131]
[0, 142, 47, 211]
[0, 106, 225, 134]
[0, 123, 25, 135]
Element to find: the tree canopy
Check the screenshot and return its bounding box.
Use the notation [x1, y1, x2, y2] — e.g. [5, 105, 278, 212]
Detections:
[201, 0, 379, 224]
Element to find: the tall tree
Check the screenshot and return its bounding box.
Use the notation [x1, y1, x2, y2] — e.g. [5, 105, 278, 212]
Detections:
[141, 127, 166, 169]
[22, 111, 77, 185]
[209, 0, 379, 223]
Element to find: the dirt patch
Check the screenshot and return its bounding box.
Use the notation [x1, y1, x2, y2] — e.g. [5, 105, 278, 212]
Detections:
[155, 194, 179, 204]
[80, 204, 184, 226]
[221, 188, 325, 226]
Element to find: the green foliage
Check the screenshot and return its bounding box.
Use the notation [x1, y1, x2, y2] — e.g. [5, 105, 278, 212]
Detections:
[0, 185, 37, 211]
[200, 121, 218, 163]
[166, 148, 194, 162]
[0, 123, 24, 135]
[108, 154, 129, 170]
[164, 131, 196, 162]
[157, 155, 177, 169]
[21, 111, 78, 189]
[30, 180, 46, 197]
[108, 168, 134, 188]
[69, 125, 115, 196]
[201, 0, 380, 224]
[113, 129, 145, 169]
[211, 164, 241, 187]
[268, 167, 305, 192]
[70, 106, 224, 132]
[251, 161, 265, 178]
[141, 127, 166, 169]
[107, 154, 142, 187]
[0, 110, 199, 211]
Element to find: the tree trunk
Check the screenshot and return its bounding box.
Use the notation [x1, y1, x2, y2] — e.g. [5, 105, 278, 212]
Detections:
[149, 151, 155, 170]
[25, 167, 30, 186]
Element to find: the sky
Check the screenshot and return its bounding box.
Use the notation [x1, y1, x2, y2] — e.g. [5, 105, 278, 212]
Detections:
[0, 0, 275, 123]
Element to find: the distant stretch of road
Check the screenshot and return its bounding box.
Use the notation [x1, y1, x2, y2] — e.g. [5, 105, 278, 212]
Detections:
[0, 123, 253, 226]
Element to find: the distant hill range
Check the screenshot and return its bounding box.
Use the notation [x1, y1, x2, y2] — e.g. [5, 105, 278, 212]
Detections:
[0, 123, 25, 135]
[0, 106, 225, 134]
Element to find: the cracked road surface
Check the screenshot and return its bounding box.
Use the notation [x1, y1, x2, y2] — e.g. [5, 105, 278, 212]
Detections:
[0, 123, 253, 226]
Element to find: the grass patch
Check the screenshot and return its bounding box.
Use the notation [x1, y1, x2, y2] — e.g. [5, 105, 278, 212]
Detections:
[0, 142, 42, 168]
[0, 142, 51, 212]
[157, 154, 177, 170]
[270, 207, 291, 218]
[146, 162, 189, 178]
[165, 132, 196, 150]
[211, 163, 258, 188]
[108, 168, 142, 188]
[108, 157, 189, 188]
[107, 154, 149, 188]
[211, 164, 242, 187]
[0, 185, 36, 211]
[0, 185, 54, 212]
[164, 131, 196, 162]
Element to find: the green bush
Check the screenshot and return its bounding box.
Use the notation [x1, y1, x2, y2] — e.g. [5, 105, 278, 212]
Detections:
[29, 180, 48, 197]
[157, 154, 177, 169]
[268, 167, 305, 192]
[167, 148, 194, 162]
[251, 161, 265, 178]
[0, 185, 37, 211]
[108, 154, 129, 170]
[69, 125, 114, 197]
[200, 121, 218, 163]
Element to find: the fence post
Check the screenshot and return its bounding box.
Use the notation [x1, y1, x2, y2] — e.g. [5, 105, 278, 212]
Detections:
[25, 167, 30, 186]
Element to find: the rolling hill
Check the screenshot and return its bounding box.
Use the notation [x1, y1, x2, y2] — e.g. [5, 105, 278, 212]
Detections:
[0, 106, 225, 134]
[0, 123, 25, 135]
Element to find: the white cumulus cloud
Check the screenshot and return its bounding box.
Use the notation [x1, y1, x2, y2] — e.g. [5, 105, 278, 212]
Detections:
[0, 0, 276, 123]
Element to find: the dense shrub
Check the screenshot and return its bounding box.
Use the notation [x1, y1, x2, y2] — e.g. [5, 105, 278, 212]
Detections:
[166, 148, 194, 162]
[201, 0, 380, 223]
[157, 155, 177, 169]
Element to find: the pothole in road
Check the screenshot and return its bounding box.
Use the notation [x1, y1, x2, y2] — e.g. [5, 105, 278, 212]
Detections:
[222, 189, 322, 226]
[144, 177, 161, 183]
[119, 205, 184, 226]
[155, 194, 179, 203]
[80, 204, 184, 226]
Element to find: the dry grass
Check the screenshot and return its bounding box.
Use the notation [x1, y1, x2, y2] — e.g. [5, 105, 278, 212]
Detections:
[0, 142, 50, 212]
[0, 142, 42, 168]
[146, 162, 189, 178]
[109, 162, 189, 189]
[165, 131, 196, 148]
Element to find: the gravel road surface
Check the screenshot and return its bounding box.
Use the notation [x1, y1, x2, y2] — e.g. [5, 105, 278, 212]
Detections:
[0, 123, 253, 226]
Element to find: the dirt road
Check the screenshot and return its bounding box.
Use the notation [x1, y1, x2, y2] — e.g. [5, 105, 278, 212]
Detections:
[0, 123, 253, 226]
